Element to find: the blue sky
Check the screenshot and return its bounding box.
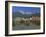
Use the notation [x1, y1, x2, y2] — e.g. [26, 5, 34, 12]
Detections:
[12, 6, 40, 13]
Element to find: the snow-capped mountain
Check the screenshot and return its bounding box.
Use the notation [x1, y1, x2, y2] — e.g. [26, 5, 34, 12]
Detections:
[15, 10, 33, 14]
[13, 10, 40, 18]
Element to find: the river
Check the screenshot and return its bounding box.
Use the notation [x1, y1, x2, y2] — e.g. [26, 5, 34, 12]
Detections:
[13, 23, 40, 30]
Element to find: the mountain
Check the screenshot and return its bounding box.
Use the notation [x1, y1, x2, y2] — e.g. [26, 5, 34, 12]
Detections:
[32, 13, 40, 16]
[12, 11, 40, 18]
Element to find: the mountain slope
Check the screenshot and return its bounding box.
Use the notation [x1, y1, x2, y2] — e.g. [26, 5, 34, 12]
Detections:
[12, 11, 40, 18]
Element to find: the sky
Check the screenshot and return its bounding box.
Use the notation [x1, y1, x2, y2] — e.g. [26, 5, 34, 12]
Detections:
[12, 6, 40, 13]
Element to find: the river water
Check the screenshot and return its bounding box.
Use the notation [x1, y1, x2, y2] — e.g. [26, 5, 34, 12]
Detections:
[13, 23, 40, 30]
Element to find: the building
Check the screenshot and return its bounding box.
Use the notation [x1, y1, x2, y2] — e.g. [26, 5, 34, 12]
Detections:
[32, 16, 40, 21]
[32, 13, 40, 21]
[14, 17, 32, 24]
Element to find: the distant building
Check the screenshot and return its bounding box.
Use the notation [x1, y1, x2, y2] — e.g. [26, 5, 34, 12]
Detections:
[32, 13, 40, 21]
[14, 17, 32, 24]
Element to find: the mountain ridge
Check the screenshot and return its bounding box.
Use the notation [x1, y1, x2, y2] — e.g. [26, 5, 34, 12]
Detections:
[12, 11, 40, 18]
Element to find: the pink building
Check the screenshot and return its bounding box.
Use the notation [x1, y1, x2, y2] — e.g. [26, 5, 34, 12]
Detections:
[32, 16, 40, 21]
